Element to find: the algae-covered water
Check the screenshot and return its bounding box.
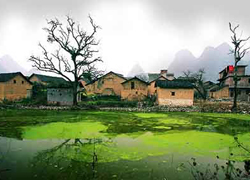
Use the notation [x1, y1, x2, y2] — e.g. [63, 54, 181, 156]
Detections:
[0, 110, 250, 180]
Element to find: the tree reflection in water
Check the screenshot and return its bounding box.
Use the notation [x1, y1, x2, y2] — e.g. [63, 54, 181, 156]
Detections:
[31, 138, 104, 180]
[0, 138, 11, 180]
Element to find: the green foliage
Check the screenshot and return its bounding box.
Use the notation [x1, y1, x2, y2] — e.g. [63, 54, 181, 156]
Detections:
[80, 95, 138, 108]
[31, 82, 47, 105]
[80, 100, 137, 108]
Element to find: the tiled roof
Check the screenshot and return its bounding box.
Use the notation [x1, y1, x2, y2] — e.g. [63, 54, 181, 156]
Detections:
[209, 85, 228, 92]
[29, 73, 67, 84]
[148, 73, 161, 82]
[121, 76, 149, 85]
[155, 80, 194, 89]
[0, 72, 32, 84]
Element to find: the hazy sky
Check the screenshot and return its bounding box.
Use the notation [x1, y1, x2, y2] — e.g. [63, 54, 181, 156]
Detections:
[1, 0, 250, 75]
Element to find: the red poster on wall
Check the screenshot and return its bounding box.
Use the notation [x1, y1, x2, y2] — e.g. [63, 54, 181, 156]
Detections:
[228, 65, 234, 73]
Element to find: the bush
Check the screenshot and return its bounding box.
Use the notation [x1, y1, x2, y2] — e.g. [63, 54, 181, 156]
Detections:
[79, 100, 137, 108]
[83, 95, 121, 101]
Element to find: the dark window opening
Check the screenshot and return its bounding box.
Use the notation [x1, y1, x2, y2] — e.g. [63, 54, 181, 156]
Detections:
[131, 82, 135, 89]
[13, 80, 16, 84]
[171, 92, 175, 96]
[59, 93, 62, 96]
[136, 91, 138, 94]
[249, 78, 250, 84]
[22, 81, 24, 84]
[230, 91, 234, 97]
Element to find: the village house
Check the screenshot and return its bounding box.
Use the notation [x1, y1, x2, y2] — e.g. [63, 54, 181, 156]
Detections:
[29, 73, 67, 85]
[155, 80, 194, 106]
[148, 70, 175, 95]
[121, 77, 149, 101]
[0, 72, 33, 101]
[209, 65, 250, 101]
[85, 71, 127, 96]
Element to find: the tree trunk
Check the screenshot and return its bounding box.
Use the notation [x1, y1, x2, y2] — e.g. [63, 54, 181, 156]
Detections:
[232, 64, 238, 111]
[72, 82, 78, 106]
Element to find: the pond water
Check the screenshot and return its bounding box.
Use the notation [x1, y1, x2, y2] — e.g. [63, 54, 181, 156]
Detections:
[0, 110, 250, 180]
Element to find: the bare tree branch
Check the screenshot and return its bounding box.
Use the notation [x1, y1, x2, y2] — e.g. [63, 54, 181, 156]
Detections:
[29, 16, 102, 105]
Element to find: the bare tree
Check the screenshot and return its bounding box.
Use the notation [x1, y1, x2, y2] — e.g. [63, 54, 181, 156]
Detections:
[229, 23, 250, 111]
[183, 69, 207, 100]
[29, 16, 102, 105]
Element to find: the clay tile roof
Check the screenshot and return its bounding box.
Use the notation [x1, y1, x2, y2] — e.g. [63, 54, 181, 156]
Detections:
[0, 72, 32, 84]
[155, 80, 194, 89]
[121, 76, 149, 85]
[29, 73, 67, 84]
[148, 73, 161, 82]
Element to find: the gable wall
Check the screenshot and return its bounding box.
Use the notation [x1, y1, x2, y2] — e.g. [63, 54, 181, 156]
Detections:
[29, 75, 47, 85]
[86, 73, 126, 96]
[0, 75, 32, 101]
[121, 79, 148, 101]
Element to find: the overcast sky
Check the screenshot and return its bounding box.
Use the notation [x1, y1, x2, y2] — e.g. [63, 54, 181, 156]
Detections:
[1, 0, 250, 75]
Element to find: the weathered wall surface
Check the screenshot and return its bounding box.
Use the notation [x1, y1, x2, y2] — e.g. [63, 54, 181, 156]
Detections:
[86, 73, 126, 96]
[0, 75, 32, 101]
[148, 77, 166, 95]
[156, 88, 194, 106]
[121, 79, 148, 101]
[209, 87, 230, 99]
[47, 88, 73, 105]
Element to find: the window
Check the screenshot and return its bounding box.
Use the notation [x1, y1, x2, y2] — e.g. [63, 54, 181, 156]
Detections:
[13, 80, 16, 84]
[135, 91, 138, 94]
[249, 78, 250, 84]
[22, 81, 24, 84]
[230, 92, 234, 97]
[131, 82, 135, 89]
[171, 91, 175, 96]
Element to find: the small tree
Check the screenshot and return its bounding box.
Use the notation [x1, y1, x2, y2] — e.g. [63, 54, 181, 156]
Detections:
[183, 68, 207, 100]
[29, 16, 102, 105]
[229, 23, 250, 111]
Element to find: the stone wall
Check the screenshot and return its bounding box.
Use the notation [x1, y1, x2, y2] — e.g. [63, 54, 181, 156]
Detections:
[47, 88, 73, 105]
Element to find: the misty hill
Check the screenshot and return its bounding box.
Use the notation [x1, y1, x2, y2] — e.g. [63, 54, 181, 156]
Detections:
[0, 55, 28, 74]
[0, 55, 44, 76]
[168, 43, 250, 82]
[127, 64, 145, 77]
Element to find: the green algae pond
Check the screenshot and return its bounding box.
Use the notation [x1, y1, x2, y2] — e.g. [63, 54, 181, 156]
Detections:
[0, 110, 250, 180]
